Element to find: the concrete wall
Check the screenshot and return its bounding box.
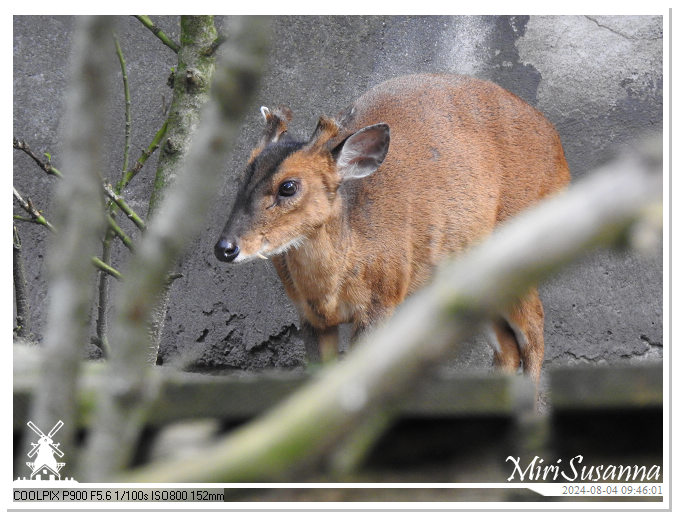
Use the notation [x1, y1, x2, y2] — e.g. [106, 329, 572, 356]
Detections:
[13, 16, 663, 375]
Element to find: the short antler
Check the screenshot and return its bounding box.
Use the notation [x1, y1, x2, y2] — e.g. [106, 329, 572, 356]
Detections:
[305, 115, 340, 151]
[259, 105, 293, 146]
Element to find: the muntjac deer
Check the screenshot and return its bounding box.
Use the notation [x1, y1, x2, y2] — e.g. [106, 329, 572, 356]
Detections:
[214, 74, 570, 384]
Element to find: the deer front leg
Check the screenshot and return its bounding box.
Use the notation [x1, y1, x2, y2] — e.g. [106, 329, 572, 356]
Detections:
[349, 304, 396, 347]
[299, 319, 339, 364]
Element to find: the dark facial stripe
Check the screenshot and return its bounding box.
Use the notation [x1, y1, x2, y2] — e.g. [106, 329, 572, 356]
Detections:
[238, 139, 306, 206]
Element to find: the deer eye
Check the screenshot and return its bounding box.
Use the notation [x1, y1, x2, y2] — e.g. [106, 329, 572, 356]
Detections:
[277, 180, 298, 197]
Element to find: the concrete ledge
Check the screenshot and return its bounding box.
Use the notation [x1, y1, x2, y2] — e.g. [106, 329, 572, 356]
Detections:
[549, 363, 662, 410]
[14, 363, 661, 430]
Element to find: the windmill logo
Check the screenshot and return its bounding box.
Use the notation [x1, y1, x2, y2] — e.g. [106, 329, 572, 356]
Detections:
[15, 420, 76, 482]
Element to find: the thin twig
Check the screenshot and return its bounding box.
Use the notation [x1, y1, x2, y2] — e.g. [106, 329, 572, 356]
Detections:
[107, 215, 135, 251]
[13, 187, 56, 233]
[95, 232, 113, 357]
[117, 119, 168, 191]
[14, 186, 123, 280]
[113, 33, 132, 175]
[92, 256, 122, 280]
[15, 133, 139, 243]
[94, 33, 134, 355]
[15, 134, 153, 232]
[13, 137, 64, 178]
[103, 184, 146, 230]
[13, 215, 38, 224]
[13, 226, 32, 340]
[134, 15, 180, 53]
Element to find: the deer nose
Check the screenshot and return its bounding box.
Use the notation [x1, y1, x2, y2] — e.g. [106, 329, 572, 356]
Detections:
[214, 238, 240, 262]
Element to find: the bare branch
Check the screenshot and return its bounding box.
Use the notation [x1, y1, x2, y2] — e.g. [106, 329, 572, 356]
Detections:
[27, 15, 114, 470]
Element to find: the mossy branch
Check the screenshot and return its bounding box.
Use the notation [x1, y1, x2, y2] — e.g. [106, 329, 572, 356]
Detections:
[145, 15, 219, 361]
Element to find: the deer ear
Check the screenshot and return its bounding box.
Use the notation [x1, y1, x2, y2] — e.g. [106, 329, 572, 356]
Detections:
[333, 123, 390, 180]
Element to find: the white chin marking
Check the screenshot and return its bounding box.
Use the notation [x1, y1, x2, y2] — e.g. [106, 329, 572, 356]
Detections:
[236, 237, 306, 263]
[257, 237, 306, 259]
[267, 237, 306, 256]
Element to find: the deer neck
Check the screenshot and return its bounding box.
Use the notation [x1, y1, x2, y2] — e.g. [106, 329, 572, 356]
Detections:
[280, 209, 352, 326]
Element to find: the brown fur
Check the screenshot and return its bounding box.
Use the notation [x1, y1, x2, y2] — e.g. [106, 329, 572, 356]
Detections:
[217, 74, 570, 383]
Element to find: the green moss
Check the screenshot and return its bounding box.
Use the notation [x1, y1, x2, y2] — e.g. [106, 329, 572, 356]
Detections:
[180, 16, 216, 48]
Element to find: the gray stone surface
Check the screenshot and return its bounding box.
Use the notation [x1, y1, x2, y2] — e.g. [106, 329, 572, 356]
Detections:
[13, 15, 663, 375]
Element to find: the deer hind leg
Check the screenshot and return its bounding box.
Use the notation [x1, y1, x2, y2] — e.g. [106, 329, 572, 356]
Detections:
[489, 320, 522, 374]
[489, 287, 545, 386]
